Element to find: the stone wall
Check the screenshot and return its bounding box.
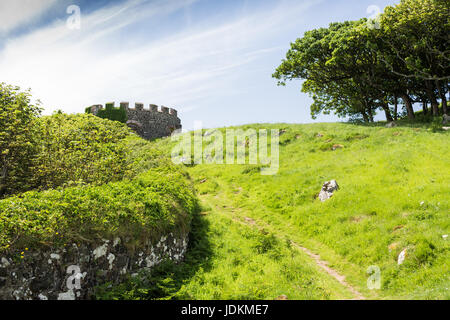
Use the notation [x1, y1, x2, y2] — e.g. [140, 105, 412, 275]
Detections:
[0, 232, 188, 300]
[89, 102, 182, 140]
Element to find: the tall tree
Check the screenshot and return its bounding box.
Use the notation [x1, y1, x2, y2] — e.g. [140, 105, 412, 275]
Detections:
[0, 83, 41, 197]
[380, 0, 450, 115]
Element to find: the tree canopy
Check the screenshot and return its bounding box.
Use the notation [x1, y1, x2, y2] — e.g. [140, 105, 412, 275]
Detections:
[273, 0, 450, 122]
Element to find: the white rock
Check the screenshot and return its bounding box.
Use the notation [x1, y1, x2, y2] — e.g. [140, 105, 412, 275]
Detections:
[318, 180, 339, 202]
[93, 243, 108, 259]
[50, 253, 60, 260]
[57, 290, 76, 300]
[1, 257, 10, 267]
[107, 253, 115, 270]
[398, 249, 407, 265]
[443, 235, 448, 240]
[38, 294, 48, 300]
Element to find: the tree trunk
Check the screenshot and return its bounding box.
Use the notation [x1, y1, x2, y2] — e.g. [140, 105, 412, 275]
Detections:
[422, 100, 428, 115]
[0, 161, 8, 198]
[400, 93, 415, 120]
[436, 80, 448, 116]
[425, 80, 439, 116]
[394, 95, 398, 120]
[381, 103, 394, 122]
[367, 107, 374, 122]
[362, 111, 369, 123]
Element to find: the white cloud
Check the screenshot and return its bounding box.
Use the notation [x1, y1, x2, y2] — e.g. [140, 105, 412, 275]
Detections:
[0, 0, 57, 34]
[0, 0, 318, 115]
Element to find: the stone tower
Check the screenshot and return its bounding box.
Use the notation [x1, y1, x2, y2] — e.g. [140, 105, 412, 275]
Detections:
[87, 102, 182, 140]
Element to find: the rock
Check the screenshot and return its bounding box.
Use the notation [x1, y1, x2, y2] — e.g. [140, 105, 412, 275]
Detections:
[397, 248, 407, 265]
[386, 122, 397, 128]
[0, 233, 190, 300]
[443, 235, 448, 240]
[318, 180, 339, 202]
[443, 114, 450, 125]
[443, 127, 450, 131]
[332, 144, 344, 151]
[388, 243, 399, 252]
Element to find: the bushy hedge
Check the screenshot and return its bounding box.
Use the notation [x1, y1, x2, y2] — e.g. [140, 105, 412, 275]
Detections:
[0, 165, 198, 253]
[0, 91, 198, 255]
[32, 113, 132, 191]
[86, 103, 128, 124]
[0, 83, 41, 197]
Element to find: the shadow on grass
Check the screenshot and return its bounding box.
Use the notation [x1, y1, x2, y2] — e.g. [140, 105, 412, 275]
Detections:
[346, 114, 448, 132]
[94, 209, 213, 300]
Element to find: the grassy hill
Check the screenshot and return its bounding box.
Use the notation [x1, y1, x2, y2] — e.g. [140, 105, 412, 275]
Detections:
[103, 121, 449, 300]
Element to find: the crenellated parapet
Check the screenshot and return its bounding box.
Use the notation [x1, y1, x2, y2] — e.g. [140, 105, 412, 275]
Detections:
[86, 102, 182, 140]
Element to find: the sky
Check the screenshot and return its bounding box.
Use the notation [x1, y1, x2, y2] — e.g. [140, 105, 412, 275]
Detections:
[0, 0, 400, 130]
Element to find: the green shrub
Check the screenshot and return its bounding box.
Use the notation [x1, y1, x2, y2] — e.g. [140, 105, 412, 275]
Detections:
[31, 113, 131, 191]
[95, 103, 127, 124]
[0, 165, 198, 253]
[0, 83, 41, 197]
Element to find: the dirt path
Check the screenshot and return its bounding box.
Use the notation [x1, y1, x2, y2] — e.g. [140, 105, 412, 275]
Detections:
[214, 202, 366, 300]
[237, 214, 365, 300]
[289, 242, 365, 300]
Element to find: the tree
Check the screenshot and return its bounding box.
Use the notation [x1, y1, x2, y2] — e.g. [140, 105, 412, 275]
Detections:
[273, 0, 449, 120]
[380, 0, 450, 115]
[273, 20, 397, 122]
[0, 83, 41, 197]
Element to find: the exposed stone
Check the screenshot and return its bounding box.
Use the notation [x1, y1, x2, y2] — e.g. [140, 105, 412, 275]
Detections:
[443, 114, 450, 125]
[318, 180, 339, 202]
[397, 248, 407, 265]
[0, 233, 189, 300]
[88, 102, 181, 141]
[386, 122, 397, 128]
[332, 144, 344, 151]
[388, 243, 399, 252]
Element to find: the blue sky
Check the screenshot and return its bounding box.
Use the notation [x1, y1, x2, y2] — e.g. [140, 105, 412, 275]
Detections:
[0, 0, 399, 130]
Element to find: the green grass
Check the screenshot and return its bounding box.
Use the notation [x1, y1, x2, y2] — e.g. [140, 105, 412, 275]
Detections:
[96, 201, 353, 300]
[141, 121, 449, 300]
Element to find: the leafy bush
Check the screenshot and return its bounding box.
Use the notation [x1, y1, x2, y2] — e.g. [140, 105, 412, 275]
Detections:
[0, 83, 41, 197]
[0, 165, 198, 252]
[32, 113, 131, 190]
[86, 103, 128, 124]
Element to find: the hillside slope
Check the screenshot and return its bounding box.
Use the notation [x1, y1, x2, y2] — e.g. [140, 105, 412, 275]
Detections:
[131, 122, 448, 300]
